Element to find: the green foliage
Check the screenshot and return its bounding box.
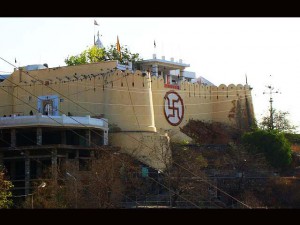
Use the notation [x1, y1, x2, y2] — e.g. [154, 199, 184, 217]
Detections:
[180, 139, 190, 146]
[65, 45, 105, 66]
[242, 129, 292, 170]
[87, 45, 106, 63]
[0, 169, 14, 209]
[284, 133, 300, 145]
[105, 44, 142, 65]
[64, 44, 142, 66]
[259, 109, 297, 133]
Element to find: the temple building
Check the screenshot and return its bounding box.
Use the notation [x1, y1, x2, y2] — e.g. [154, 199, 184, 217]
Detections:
[0, 34, 254, 195]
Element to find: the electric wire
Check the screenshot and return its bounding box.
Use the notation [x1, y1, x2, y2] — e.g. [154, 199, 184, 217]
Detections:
[1, 63, 251, 208]
[0, 56, 252, 208]
[0, 72, 251, 209]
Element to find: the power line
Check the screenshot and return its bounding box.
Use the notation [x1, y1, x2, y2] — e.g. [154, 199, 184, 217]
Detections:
[0, 56, 251, 208]
[0, 75, 205, 208]
[5, 66, 250, 208]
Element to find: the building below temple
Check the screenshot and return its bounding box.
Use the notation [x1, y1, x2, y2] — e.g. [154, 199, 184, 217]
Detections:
[0, 36, 254, 195]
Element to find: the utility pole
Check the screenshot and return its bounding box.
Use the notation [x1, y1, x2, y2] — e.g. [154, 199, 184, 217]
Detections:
[263, 81, 280, 130]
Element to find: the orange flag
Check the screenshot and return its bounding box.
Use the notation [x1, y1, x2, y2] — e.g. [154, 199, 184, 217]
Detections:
[116, 36, 122, 59]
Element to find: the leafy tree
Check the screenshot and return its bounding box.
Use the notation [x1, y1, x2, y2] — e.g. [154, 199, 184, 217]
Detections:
[0, 168, 13, 209]
[259, 109, 297, 133]
[284, 133, 300, 145]
[104, 44, 142, 65]
[64, 44, 142, 66]
[65, 45, 105, 66]
[242, 129, 292, 170]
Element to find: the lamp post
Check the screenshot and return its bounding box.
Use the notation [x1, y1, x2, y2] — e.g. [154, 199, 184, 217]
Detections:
[263, 83, 281, 130]
[66, 172, 77, 208]
[31, 181, 47, 209]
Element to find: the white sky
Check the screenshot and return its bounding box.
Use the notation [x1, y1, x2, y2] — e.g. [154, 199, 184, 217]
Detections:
[0, 17, 299, 132]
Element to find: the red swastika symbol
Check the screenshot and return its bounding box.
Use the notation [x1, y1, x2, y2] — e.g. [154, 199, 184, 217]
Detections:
[163, 91, 184, 126]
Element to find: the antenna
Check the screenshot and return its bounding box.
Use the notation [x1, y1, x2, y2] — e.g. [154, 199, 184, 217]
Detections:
[263, 77, 281, 130]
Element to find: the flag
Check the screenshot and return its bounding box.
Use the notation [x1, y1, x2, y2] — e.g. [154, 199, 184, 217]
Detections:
[117, 36, 121, 52]
[94, 20, 99, 26]
[15, 58, 17, 63]
[116, 36, 122, 59]
[154, 40, 156, 48]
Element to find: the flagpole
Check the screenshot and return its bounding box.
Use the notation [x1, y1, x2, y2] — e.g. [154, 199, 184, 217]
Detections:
[154, 39, 156, 57]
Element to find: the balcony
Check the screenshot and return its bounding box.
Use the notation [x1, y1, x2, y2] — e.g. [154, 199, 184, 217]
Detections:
[0, 114, 108, 130]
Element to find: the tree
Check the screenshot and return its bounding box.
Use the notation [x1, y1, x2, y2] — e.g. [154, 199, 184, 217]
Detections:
[22, 151, 142, 208]
[64, 44, 142, 66]
[104, 44, 142, 65]
[180, 120, 242, 144]
[259, 109, 297, 133]
[163, 142, 211, 208]
[22, 178, 68, 209]
[0, 168, 13, 209]
[65, 45, 106, 66]
[242, 129, 292, 170]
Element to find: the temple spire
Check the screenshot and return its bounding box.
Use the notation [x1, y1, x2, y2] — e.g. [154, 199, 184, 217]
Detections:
[95, 31, 104, 48]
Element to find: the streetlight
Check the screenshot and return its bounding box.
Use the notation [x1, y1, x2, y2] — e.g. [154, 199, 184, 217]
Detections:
[31, 181, 47, 209]
[66, 172, 78, 208]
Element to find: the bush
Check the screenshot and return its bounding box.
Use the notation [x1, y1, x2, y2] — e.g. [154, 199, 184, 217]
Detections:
[242, 129, 292, 170]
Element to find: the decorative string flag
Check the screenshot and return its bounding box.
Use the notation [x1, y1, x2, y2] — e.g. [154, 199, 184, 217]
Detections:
[94, 20, 99, 26]
[116, 36, 122, 59]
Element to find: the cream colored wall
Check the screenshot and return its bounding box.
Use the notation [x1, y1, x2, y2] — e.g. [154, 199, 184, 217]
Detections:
[151, 76, 253, 136]
[1, 61, 115, 116]
[102, 70, 155, 132]
[212, 84, 254, 128]
[0, 62, 254, 170]
[0, 62, 254, 134]
[0, 76, 14, 116]
[1, 62, 156, 133]
[151, 78, 214, 133]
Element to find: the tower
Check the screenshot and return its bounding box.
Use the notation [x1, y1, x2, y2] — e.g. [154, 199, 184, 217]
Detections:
[95, 31, 104, 48]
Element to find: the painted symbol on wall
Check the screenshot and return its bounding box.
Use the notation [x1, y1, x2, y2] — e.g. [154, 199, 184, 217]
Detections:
[163, 91, 184, 126]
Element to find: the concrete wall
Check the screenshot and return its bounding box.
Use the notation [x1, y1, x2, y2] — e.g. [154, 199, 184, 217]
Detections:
[0, 61, 254, 169]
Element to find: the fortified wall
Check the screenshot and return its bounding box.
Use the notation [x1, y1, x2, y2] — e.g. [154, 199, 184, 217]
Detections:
[0, 61, 254, 170]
